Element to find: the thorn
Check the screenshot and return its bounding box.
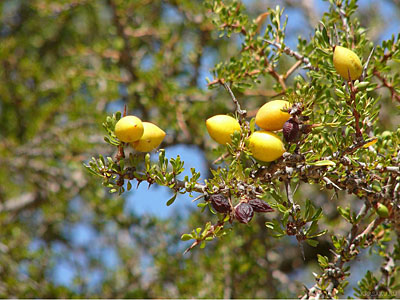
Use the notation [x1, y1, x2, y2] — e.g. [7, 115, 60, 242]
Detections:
[191, 194, 205, 203]
[360, 46, 375, 81]
[136, 180, 142, 189]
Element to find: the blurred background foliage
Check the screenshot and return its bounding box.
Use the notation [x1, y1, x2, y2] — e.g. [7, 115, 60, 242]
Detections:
[0, 0, 399, 298]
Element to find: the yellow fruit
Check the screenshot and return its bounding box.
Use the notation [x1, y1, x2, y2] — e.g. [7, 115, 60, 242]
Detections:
[255, 100, 291, 131]
[248, 131, 285, 162]
[115, 116, 144, 142]
[333, 45, 362, 81]
[206, 115, 241, 145]
[131, 122, 166, 152]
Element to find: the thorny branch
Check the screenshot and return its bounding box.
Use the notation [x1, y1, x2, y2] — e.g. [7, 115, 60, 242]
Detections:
[337, 4, 351, 44]
[223, 82, 247, 119]
[301, 202, 385, 299]
[183, 220, 225, 254]
[372, 42, 400, 103]
[263, 39, 318, 71]
[346, 80, 363, 140]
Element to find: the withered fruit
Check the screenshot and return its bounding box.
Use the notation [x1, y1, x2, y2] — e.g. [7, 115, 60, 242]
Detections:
[235, 202, 254, 224]
[248, 199, 274, 213]
[209, 194, 231, 214]
[283, 118, 300, 143]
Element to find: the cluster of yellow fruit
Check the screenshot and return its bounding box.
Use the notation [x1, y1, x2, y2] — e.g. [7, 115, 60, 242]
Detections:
[204, 45, 363, 162]
[206, 100, 290, 162]
[114, 116, 166, 152]
[112, 46, 361, 156]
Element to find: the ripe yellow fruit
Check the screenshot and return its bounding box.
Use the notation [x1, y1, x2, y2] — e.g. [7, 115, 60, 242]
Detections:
[206, 115, 241, 145]
[333, 45, 362, 81]
[115, 116, 144, 143]
[248, 131, 285, 162]
[131, 122, 166, 152]
[255, 100, 291, 131]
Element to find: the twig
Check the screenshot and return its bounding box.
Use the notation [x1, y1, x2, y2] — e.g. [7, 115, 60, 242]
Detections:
[262, 39, 318, 71]
[183, 220, 225, 254]
[373, 69, 400, 103]
[123, 104, 127, 117]
[333, 24, 339, 46]
[223, 82, 247, 119]
[323, 176, 342, 190]
[347, 80, 363, 140]
[213, 152, 230, 164]
[284, 60, 302, 79]
[284, 180, 297, 213]
[337, 6, 350, 42]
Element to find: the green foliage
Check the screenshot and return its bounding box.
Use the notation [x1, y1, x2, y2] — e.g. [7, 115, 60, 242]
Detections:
[1, 0, 400, 298]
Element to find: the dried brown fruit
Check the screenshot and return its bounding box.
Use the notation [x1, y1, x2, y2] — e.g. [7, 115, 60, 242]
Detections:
[235, 202, 254, 224]
[248, 199, 274, 213]
[283, 118, 300, 143]
[209, 194, 231, 214]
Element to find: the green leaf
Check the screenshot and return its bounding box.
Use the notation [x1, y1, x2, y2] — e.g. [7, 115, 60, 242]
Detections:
[312, 207, 323, 221]
[308, 230, 328, 239]
[181, 234, 193, 241]
[104, 135, 120, 146]
[354, 81, 369, 90]
[306, 220, 319, 236]
[265, 222, 274, 230]
[317, 254, 329, 268]
[320, 22, 329, 45]
[306, 239, 319, 247]
[337, 206, 352, 223]
[309, 160, 336, 167]
[83, 164, 102, 177]
[166, 193, 177, 206]
[315, 47, 330, 57]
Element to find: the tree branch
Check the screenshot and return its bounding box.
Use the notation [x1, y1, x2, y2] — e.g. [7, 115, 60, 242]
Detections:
[263, 39, 318, 71]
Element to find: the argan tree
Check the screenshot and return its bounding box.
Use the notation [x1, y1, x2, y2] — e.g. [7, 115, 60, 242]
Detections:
[1, 0, 399, 298]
